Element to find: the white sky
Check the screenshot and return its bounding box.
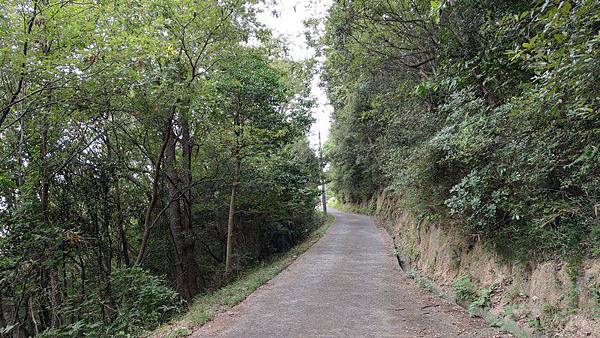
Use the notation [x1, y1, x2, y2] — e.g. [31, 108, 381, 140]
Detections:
[257, 0, 333, 148]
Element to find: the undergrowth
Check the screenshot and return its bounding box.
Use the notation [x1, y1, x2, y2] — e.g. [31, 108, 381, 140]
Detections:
[330, 197, 375, 215]
[149, 213, 335, 337]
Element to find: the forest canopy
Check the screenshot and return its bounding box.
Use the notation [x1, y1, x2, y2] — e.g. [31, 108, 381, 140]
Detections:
[323, 0, 599, 259]
[0, 0, 321, 336]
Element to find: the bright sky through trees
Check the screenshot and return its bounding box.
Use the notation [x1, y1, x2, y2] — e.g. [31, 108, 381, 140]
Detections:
[257, 0, 333, 148]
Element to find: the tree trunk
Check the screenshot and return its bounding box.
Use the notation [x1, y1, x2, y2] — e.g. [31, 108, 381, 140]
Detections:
[40, 110, 49, 227]
[181, 117, 192, 228]
[165, 124, 186, 293]
[224, 158, 240, 277]
[179, 116, 200, 297]
[17, 116, 25, 192]
[0, 296, 7, 337]
[225, 104, 243, 278]
[99, 161, 115, 320]
[41, 104, 62, 329]
[165, 117, 200, 299]
[224, 181, 237, 277]
[116, 185, 130, 266]
[135, 113, 172, 265]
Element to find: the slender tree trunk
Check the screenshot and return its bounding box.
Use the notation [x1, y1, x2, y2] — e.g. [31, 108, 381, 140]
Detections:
[49, 267, 61, 328]
[165, 123, 186, 292]
[0, 296, 7, 338]
[116, 179, 130, 266]
[17, 116, 25, 191]
[225, 104, 243, 277]
[224, 158, 240, 277]
[37, 8, 62, 327]
[318, 132, 327, 216]
[104, 148, 114, 273]
[109, 111, 130, 266]
[40, 110, 49, 227]
[179, 116, 200, 297]
[100, 160, 115, 320]
[224, 182, 237, 277]
[181, 117, 192, 227]
[135, 113, 172, 265]
[0, 2, 37, 129]
[41, 102, 61, 329]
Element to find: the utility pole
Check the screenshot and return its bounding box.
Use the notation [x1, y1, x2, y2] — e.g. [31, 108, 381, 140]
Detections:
[318, 132, 327, 216]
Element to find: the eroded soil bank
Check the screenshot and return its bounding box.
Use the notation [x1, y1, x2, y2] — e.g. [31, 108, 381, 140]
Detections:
[373, 191, 600, 337]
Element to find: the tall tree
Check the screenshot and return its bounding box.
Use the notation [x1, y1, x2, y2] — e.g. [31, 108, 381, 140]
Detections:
[212, 49, 301, 276]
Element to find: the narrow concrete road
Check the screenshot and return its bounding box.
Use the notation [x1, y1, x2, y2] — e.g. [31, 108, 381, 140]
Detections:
[194, 209, 503, 337]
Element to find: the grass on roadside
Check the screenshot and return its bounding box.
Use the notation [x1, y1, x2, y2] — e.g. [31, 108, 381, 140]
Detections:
[148, 213, 335, 337]
[329, 197, 374, 215]
[406, 270, 529, 337]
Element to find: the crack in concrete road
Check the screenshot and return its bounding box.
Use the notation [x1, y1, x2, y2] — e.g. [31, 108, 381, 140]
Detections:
[193, 209, 505, 337]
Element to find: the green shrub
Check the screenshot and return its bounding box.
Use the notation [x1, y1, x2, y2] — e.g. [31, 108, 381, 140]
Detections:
[591, 282, 600, 317]
[453, 276, 477, 304]
[469, 284, 495, 315]
[109, 267, 185, 332]
[325, 0, 600, 263]
[40, 267, 184, 337]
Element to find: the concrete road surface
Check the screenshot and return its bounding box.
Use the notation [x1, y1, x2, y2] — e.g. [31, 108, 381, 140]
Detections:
[194, 208, 504, 337]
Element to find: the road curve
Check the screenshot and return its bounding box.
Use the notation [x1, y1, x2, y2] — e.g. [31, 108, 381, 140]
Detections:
[193, 208, 503, 337]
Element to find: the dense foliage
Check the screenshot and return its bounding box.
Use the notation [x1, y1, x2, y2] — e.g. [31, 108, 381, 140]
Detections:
[0, 0, 320, 336]
[323, 0, 599, 259]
